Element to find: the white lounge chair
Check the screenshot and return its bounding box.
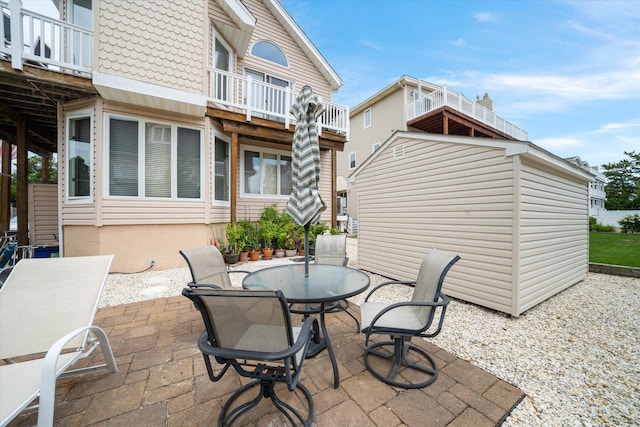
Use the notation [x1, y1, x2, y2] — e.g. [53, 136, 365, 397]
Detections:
[0, 255, 117, 427]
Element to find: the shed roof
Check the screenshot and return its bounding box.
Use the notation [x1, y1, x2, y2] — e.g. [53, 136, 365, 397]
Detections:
[349, 131, 594, 183]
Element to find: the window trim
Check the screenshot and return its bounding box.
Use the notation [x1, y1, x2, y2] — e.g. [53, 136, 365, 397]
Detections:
[104, 113, 204, 201]
[250, 39, 289, 68]
[240, 145, 292, 198]
[363, 108, 372, 129]
[212, 130, 230, 206]
[349, 151, 356, 170]
[66, 109, 93, 203]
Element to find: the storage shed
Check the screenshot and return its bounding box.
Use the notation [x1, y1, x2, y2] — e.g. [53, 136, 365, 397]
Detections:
[349, 132, 594, 316]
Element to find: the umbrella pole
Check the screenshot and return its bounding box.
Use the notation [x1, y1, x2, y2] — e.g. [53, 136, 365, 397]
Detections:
[304, 222, 310, 277]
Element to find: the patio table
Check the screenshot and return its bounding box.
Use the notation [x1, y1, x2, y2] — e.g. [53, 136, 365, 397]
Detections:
[242, 264, 370, 388]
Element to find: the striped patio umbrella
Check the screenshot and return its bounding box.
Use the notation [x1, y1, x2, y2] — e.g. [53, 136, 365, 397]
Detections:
[286, 85, 326, 276]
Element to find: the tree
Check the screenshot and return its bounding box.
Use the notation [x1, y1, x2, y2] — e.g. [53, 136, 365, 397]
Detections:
[601, 151, 640, 210]
[9, 155, 58, 205]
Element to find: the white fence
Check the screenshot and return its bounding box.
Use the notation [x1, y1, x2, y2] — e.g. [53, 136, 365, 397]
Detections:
[594, 210, 640, 227]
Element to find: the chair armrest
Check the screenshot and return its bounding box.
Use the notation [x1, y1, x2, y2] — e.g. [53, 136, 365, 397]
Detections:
[365, 294, 450, 339]
[199, 317, 318, 362]
[364, 280, 416, 302]
[187, 282, 223, 289]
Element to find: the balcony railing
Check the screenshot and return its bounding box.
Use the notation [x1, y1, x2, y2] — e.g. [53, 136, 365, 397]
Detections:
[1, 0, 92, 75]
[208, 68, 350, 137]
[407, 85, 528, 141]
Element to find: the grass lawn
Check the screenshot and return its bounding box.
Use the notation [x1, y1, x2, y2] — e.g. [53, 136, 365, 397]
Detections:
[589, 232, 640, 267]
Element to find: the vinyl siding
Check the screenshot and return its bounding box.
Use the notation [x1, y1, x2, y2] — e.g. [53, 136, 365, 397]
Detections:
[237, 0, 332, 101]
[355, 136, 515, 314]
[28, 184, 59, 245]
[98, 0, 205, 93]
[517, 158, 588, 313]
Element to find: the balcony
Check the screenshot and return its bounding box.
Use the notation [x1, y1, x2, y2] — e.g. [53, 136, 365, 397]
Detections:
[208, 69, 349, 138]
[406, 85, 528, 141]
[1, 0, 92, 76]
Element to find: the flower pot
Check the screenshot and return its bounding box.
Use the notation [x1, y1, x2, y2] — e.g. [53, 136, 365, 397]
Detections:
[239, 251, 248, 262]
[285, 249, 297, 257]
[298, 248, 305, 256]
[275, 249, 285, 258]
[262, 248, 274, 260]
[226, 253, 239, 264]
[249, 250, 260, 261]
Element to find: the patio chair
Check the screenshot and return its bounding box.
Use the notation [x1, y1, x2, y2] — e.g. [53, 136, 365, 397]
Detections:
[183, 288, 317, 426]
[179, 245, 250, 289]
[312, 234, 360, 331]
[359, 248, 459, 389]
[0, 255, 118, 426]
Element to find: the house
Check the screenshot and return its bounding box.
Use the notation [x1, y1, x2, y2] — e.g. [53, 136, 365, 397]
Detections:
[565, 157, 607, 218]
[0, 0, 348, 272]
[344, 76, 594, 316]
[337, 75, 527, 231]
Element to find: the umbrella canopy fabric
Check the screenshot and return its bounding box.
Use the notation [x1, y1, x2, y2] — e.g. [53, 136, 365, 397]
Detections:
[286, 85, 326, 227]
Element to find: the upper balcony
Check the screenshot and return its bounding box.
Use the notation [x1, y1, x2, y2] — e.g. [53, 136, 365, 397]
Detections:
[406, 85, 528, 141]
[1, 1, 349, 147]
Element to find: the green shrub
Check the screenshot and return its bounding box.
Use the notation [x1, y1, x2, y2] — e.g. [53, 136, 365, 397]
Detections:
[589, 216, 598, 231]
[619, 214, 640, 233]
[592, 224, 616, 232]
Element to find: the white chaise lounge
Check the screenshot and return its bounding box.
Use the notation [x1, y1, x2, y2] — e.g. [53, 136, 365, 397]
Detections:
[0, 255, 117, 427]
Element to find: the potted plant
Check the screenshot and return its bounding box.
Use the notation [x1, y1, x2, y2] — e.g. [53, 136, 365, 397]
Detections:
[259, 220, 278, 260]
[244, 221, 261, 261]
[225, 222, 243, 264]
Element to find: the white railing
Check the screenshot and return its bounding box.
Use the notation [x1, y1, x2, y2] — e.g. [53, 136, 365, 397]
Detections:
[208, 68, 349, 137]
[1, 0, 92, 75]
[407, 85, 528, 141]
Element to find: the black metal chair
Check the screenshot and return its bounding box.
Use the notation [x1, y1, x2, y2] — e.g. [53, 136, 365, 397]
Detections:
[179, 245, 250, 289]
[183, 288, 317, 426]
[360, 248, 460, 388]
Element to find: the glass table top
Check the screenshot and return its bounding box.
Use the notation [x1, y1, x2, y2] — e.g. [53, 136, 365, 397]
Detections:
[242, 264, 370, 303]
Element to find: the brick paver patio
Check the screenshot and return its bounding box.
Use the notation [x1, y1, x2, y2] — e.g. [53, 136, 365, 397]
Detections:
[8, 296, 524, 426]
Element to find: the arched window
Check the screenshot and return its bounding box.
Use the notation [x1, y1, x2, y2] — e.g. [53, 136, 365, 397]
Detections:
[251, 41, 288, 67]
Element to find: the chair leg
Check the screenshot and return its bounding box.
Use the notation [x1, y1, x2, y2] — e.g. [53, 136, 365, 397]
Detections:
[219, 378, 314, 426]
[363, 338, 438, 389]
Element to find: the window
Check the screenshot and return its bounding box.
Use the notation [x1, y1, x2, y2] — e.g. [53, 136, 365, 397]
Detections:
[245, 68, 290, 120]
[242, 148, 292, 196]
[212, 34, 233, 102]
[349, 152, 356, 169]
[372, 142, 381, 152]
[107, 115, 202, 199]
[364, 108, 371, 128]
[69, 0, 92, 67]
[67, 114, 92, 200]
[251, 41, 288, 67]
[213, 134, 229, 202]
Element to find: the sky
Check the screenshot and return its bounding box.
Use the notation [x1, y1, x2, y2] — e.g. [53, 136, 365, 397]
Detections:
[280, 0, 640, 167]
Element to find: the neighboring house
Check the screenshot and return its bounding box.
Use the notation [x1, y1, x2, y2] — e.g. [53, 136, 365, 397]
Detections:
[0, 0, 348, 272]
[565, 157, 607, 218]
[338, 75, 527, 229]
[344, 76, 594, 316]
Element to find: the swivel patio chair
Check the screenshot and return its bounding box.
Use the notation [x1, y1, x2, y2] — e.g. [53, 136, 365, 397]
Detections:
[179, 245, 250, 289]
[360, 248, 460, 388]
[183, 288, 317, 427]
[312, 234, 360, 331]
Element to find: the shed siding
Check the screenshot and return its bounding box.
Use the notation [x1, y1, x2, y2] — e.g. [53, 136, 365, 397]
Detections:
[98, 0, 205, 93]
[355, 136, 515, 314]
[517, 159, 588, 313]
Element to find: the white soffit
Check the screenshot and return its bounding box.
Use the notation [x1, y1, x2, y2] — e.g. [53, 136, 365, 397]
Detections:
[216, 0, 256, 58]
[93, 72, 207, 116]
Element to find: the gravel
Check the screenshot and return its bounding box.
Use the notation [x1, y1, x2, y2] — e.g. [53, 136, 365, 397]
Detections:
[102, 238, 640, 426]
